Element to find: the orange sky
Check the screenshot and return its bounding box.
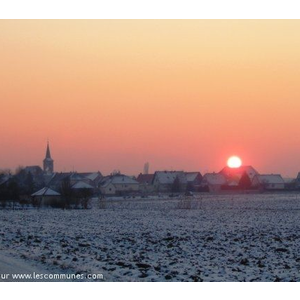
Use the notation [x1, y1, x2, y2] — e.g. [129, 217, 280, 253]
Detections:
[1, 20, 300, 176]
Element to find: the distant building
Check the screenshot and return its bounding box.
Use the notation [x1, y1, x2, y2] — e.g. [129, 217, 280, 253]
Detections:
[184, 172, 202, 191]
[100, 174, 139, 196]
[252, 174, 285, 190]
[71, 181, 95, 198]
[47, 171, 102, 192]
[283, 177, 296, 190]
[31, 187, 61, 206]
[201, 173, 227, 192]
[47, 172, 71, 191]
[137, 173, 154, 185]
[43, 141, 54, 174]
[100, 180, 116, 195]
[152, 171, 187, 193]
[71, 181, 94, 190]
[77, 172, 103, 187]
[219, 165, 259, 186]
[137, 173, 155, 194]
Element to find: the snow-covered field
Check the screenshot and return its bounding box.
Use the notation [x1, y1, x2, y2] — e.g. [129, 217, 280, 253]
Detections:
[1, 194, 300, 281]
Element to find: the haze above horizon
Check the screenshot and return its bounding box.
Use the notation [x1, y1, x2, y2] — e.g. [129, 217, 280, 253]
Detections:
[1, 20, 300, 177]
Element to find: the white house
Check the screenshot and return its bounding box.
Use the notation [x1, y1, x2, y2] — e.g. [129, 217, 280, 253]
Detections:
[100, 174, 139, 196]
[71, 181, 94, 190]
[71, 181, 94, 196]
[100, 181, 116, 195]
[152, 171, 187, 193]
[201, 173, 227, 192]
[77, 172, 103, 187]
[252, 174, 285, 190]
[31, 187, 61, 206]
[184, 172, 202, 191]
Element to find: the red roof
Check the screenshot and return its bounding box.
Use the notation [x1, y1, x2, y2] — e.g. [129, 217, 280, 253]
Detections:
[136, 174, 154, 184]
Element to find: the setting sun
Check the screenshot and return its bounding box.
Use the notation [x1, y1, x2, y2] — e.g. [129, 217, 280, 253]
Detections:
[227, 156, 242, 168]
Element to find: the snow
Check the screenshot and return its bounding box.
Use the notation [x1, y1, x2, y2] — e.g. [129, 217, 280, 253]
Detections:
[154, 171, 187, 184]
[84, 172, 101, 181]
[0, 251, 65, 282]
[254, 174, 285, 184]
[102, 175, 138, 185]
[72, 181, 94, 189]
[1, 194, 300, 281]
[184, 172, 201, 182]
[202, 173, 227, 185]
[31, 187, 61, 196]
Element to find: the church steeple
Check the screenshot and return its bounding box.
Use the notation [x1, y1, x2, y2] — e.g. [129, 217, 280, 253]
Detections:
[45, 141, 52, 159]
[43, 141, 54, 174]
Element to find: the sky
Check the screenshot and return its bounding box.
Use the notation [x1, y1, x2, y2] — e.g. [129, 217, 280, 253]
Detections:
[1, 20, 300, 176]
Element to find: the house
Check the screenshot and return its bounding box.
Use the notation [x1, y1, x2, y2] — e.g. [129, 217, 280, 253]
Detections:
[152, 171, 187, 193]
[283, 177, 296, 190]
[219, 165, 259, 185]
[201, 173, 227, 192]
[45, 171, 104, 194]
[137, 174, 154, 185]
[47, 172, 72, 191]
[80, 172, 103, 187]
[72, 181, 94, 190]
[100, 174, 139, 196]
[100, 181, 116, 196]
[184, 172, 202, 191]
[67, 172, 102, 188]
[252, 174, 285, 190]
[136, 173, 155, 194]
[71, 181, 95, 200]
[31, 187, 61, 206]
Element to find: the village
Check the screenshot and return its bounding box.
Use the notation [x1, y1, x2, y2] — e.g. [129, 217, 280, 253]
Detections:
[1, 142, 300, 208]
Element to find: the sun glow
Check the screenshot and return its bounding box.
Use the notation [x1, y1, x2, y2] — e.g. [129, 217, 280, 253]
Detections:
[227, 156, 242, 168]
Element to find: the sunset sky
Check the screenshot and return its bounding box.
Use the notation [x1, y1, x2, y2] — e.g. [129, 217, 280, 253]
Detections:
[1, 20, 300, 176]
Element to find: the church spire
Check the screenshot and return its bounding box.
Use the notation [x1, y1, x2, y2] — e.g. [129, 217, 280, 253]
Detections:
[46, 140, 51, 159]
[43, 140, 54, 174]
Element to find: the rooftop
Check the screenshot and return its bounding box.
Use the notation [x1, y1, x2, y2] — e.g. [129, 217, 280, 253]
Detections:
[31, 187, 61, 197]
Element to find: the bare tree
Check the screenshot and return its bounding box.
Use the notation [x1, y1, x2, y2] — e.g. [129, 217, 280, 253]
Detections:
[80, 188, 92, 209]
[60, 177, 73, 209]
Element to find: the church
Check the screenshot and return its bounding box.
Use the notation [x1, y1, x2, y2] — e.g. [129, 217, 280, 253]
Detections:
[23, 141, 54, 177]
[43, 141, 54, 174]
